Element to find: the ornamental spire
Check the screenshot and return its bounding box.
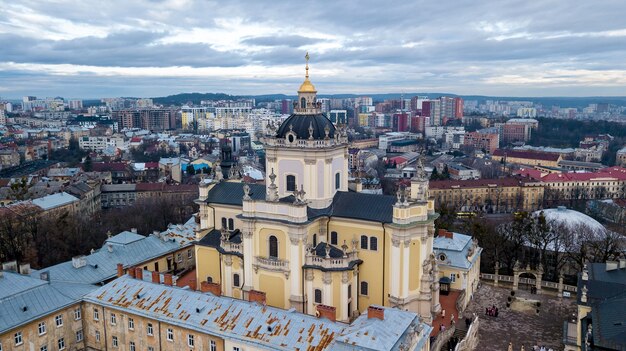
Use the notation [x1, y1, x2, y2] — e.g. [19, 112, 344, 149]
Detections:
[305, 51, 310, 79]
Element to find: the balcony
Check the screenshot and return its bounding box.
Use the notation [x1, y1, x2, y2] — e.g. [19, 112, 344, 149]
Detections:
[304, 251, 359, 270]
[222, 241, 242, 255]
[253, 256, 290, 277]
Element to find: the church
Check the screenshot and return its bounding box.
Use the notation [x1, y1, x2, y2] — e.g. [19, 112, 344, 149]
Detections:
[194, 55, 480, 324]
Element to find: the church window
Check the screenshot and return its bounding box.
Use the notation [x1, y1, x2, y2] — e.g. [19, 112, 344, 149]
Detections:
[335, 173, 341, 190]
[221, 217, 227, 229]
[233, 274, 240, 287]
[286, 175, 296, 192]
[314, 289, 322, 304]
[369, 237, 378, 251]
[313, 234, 317, 247]
[207, 276, 213, 283]
[269, 235, 278, 259]
[228, 218, 234, 230]
[330, 232, 338, 245]
[360, 235, 368, 250]
[301, 97, 306, 109]
[360, 281, 369, 296]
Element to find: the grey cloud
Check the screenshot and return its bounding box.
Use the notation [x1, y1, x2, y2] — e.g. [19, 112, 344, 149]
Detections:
[241, 35, 326, 47]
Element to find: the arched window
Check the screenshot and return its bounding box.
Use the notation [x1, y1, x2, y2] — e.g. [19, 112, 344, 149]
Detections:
[314, 289, 322, 304]
[228, 218, 234, 230]
[269, 235, 278, 259]
[312, 234, 317, 247]
[369, 237, 378, 251]
[221, 217, 227, 229]
[360, 235, 368, 250]
[335, 173, 341, 190]
[207, 276, 213, 283]
[233, 274, 240, 287]
[300, 97, 306, 109]
[360, 281, 369, 296]
[286, 175, 296, 192]
[330, 231, 338, 245]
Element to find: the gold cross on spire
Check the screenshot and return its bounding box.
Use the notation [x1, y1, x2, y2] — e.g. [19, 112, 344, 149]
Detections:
[305, 51, 310, 78]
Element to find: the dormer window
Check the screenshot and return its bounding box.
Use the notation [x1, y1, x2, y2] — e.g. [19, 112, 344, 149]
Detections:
[439, 253, 447, 261]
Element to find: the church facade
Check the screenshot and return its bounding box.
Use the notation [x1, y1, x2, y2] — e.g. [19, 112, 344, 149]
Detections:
[194, 57, 451, 324]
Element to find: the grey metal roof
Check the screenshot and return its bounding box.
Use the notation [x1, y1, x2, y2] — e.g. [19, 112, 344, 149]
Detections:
[0, 271, 97, 334]
[30, 232, 180, 284]
[205, 182, 266, 206]
[32, 192, 79, 210]
[84, 276, 429, 350]
[106, 231, 145, 245]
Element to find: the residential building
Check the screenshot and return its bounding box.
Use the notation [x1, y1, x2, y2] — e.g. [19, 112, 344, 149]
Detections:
[0, 149, 20, 169]
[446, 163, 481, 180]
[617, 146, 626, 167]
[463, 131, 499, 153]
[493, 149, 562, 168]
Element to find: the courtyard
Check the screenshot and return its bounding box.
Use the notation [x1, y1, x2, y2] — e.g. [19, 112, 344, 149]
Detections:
[461, 283, 577, 350]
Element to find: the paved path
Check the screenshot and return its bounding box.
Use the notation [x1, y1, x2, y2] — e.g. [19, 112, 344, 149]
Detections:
[432, 290, 461, 337]
[463, 283, 576, 350]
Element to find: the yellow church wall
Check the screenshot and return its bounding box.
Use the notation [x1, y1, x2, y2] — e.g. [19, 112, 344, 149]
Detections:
[257, 227, 288, 259]
[195, 246, 222, 286]
[409, 239, 422, 292]
[213, 204, 244, 231]
[258, 272, 286, 308]
[232, 256, 243, 299]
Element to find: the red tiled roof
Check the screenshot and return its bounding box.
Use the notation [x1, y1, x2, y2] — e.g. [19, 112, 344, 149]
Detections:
[130, 137, 142, 142]
[92, 162, 128, 172]
[144, 162, 159, 169]
[515, 168, 544, 180]
[493, 149, 560, 162]
[541, 166, 626, 182]
[429, 176, 540, 189]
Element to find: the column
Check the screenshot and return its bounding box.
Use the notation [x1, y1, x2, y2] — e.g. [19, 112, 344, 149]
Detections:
[224, 256, 233, 296]
[340, 272, 349, 322]
[242, 228, 254, 294]
[494, 262, 500, 287]
[390, 238, 400, 297]
[401, 240, 410, 298]
[352, 268, 358, 316]
[305, 270, 314, 315]
[289, 237, 302, 307]
[323, 272, 333, 306]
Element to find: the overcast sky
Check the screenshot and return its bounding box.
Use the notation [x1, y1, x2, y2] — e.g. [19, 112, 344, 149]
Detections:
[1, 0, 626, 99]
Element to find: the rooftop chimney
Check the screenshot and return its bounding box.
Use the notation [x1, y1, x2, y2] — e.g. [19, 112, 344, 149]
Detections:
[619, 258, 626, 269]
[606, 261, 618, 271]
[135, 267, 143, 280]
[107, 243, 113, 253]
[248, 290, 267, 305]
[128, 266, 136, 279]
[368, 306, 385, 320]
[437, 229, 453, 239]
[164, 274, 173, 286]
[316, 304, 337, 322]
[72, 256, 87, 269]
[19, 263, 31, 275]
[188, 279, 197, 291]
[131, 228, 137, 233]
[151, 271, 160, 284]
[200, 281, 222, 296]
[2, 260, 18, 272]
[117, 263, 124, 277]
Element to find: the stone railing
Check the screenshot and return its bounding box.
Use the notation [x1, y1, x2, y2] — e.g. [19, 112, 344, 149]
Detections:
[305, 251, 358, 269]
[253, 256, 290, 274]
[454, 315, 480, 351]
[431, 323, 456, 351]
[222, 241, 242, 255]
[480, 273, 577, 294]
[265, 137, 345, 149]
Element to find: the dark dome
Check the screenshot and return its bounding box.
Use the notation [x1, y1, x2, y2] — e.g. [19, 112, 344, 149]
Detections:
[275, 113, 336, 140]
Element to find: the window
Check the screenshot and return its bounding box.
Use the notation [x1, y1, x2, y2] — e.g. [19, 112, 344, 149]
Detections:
[286, 175, 296, 192]
[234, 347, 241, 351]
[154, 262, 159, 271]
[330, 231, 338, 245]
[167, 328, 174, 341]
[348, 285, 352, 299]
[74, 308, 81, 320]
[369, 237, 378, 251]
[188, 334, 195, 347]
[40, 346, 47, 351]
[313, 233, 317, 247]
[95, 331, 100, 342]
[128, 317, 134, 330]
[210, 340, 217, 351]
[221, 217, 227, 229]
[148, 348, 154, 351]
[360, 281, 369, 296]
[187, 248, 193, 259]
[58, 337, 65, 350]
[207, 276, 213, 283]
[335, 172, 341, 190]
[112, 336, 118, 348]
[300, 97, 306, 109]
[76, 329, 83, 342]
[269, 235, 278, 259]
[450, 273, 456, 283]
[147, 323, 154, 336]
[177, 253, 182, 262]
[38, 321, 47, 335]
[360, 235, 368, 250]
[54, 314, 63, 327]
[233, 273, 240, 287]
[314, 289, 322, 304]
[129, 341, 136, 351]
[228, 218, 234, 230]
[110, 313, 116, 325]
[15, 332, 23, 345]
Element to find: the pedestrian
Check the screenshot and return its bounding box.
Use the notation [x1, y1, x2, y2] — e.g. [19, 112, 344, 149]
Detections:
[495, 307, 499, 317]
[442, 309, 446, 318]
[451, 313, 455, 324]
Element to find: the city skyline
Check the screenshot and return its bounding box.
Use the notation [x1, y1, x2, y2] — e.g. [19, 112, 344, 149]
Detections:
[2, 0, 626, 98]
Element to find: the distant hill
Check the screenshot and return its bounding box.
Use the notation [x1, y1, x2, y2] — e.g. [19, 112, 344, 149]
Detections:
[150, 92, 626, 107]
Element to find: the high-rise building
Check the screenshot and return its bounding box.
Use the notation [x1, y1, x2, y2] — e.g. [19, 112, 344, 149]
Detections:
[454, 97, 464, 119]
[329, 110, 348, 124]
